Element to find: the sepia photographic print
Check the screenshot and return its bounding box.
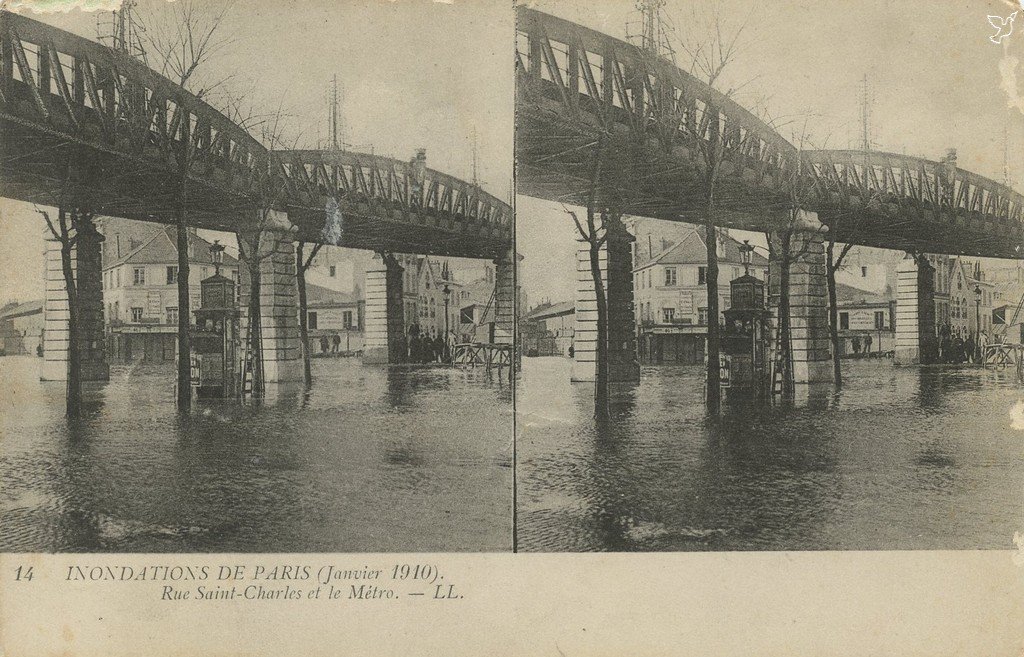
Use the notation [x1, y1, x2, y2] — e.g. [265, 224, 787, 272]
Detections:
[515, 0, 1024, 552]
[1, 0, 1023, 654]
[0, 0, 515, 553]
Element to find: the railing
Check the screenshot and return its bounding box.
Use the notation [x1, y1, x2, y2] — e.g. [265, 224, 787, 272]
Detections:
[452, 342, 514, 380]
[515, 8, 1024, 256]
[275, 149, 513, 244]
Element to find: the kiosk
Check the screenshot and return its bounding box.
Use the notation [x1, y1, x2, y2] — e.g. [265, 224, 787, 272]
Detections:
[189, 241, 240, 399]
[721, 242, 771, 397]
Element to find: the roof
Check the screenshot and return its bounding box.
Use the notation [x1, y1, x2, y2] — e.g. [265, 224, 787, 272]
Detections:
[635, 227, 768, 271]
[306, 283, 360, 308]
[526, 300, 575, 321]
[105, 229, 238, 269]
[835, 282, 891, 306]
[0, 299, 42, 321]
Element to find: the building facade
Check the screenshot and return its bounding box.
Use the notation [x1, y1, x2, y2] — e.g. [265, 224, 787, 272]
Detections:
[522, 301, 574, 357]
[835, 283, 895, 356]
[305, 284, 364, 354]
[100, 221, 238, 363]
[0, 300, 43, 356]
[632, 224, 768, 364]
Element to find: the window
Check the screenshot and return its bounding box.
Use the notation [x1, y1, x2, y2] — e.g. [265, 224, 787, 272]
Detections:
[166, 307, 178, 325]
[166, 266, 178, 285]
[861, 266, 868, 277]
[133, 267, 145, 286]
[662, 307, 675, 323]
[840, 312, 850, 330]
[698, 307, 708, 325]
[342, 310, 353, 329]
[115, 268, 121, 287]
[698, 266, 707, 285]
[329, 265, 336, 278]
[308, 311, 318, 330]
[664, 267, 677, 286]
[130, 307, 143, 322]
[874, 311, 885, 330]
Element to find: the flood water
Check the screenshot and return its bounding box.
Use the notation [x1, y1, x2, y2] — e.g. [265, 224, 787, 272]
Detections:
[517, 356, 1024, 551]
[0, 356, 512, 552]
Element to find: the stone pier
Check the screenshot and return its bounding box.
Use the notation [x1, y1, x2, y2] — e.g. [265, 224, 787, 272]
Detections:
[571, 213, 640, 383]
[493, 249, 517, 349]
[768, 210, 833, 385]
[41, 215, 109, 382]
[239, 211, 302, 383]
[894, 254, 937, 365]
[363, 252, 406, 364]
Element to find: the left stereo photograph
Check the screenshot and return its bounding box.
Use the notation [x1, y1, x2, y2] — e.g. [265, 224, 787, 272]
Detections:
[0, 1, 516, 553]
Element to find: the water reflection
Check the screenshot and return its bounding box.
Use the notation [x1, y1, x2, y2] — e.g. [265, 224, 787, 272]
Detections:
[517, 356, 1024, 551]
[0, 355, 512, 552]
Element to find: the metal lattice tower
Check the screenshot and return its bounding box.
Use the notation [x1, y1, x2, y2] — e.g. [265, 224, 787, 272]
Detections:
[627, 0, 675, 62]
[97, 0, 147, 64]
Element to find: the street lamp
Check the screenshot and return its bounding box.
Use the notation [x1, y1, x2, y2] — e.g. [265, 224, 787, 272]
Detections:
[739, 240, 754, 276]
[442, 261, 451, 361]
[974, 284, 982, 363]
[209, 240, 225, 277]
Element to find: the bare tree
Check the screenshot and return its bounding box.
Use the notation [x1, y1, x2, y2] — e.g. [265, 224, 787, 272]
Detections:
[142, 0, 236, 411]
[767, 121, 830, 399]
[672, 2, 755, 413]
[234, 102, 306, 398]
[826, 236, 855, 384]
[35, 205, 93, 418]
[296, 240, 323, 385]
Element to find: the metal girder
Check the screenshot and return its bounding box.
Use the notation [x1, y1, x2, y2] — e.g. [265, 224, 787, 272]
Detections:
[515, 7, 1024, 259]
[0, 10, 511, 259]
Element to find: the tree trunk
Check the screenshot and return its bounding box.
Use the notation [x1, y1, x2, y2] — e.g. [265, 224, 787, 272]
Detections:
[245, 248, 265, 398]
[826, 241, 842, 386]
[589, 227, 609, 420]
[704, 214, 721, 412]
[296, 242, 312, 386]
[59, 216, 81, 419]
[778, 231, 794, 398]
[175, 183, 192, 410]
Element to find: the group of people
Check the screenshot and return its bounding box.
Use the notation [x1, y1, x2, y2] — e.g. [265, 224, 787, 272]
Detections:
[318, 334, 344, 355]
[937, 324, 988, 364]
[406, 324, 452, 364]
[849, 334, 874, 355]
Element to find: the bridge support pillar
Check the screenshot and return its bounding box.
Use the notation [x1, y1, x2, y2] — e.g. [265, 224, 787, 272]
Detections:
[41, 215, 109, 382]
[239, 213, 303, 383]
[363, 253, 406, 364]
[571, 213, 640, 383]
[894, 254, 937, 365]
[768, 211, 833, 385]
[493, 248, 517, 351]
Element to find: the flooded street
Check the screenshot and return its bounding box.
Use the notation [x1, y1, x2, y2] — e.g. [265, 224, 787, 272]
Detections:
[0, 356, 512, 552]
[517, 357, 1024, 552]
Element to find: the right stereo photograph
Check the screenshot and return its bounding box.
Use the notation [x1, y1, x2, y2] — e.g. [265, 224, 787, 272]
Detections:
[514, 0, 1024, 552]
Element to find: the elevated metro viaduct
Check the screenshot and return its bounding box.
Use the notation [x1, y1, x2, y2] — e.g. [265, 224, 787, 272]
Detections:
[0, 11, 514, 382]
[516, 7, 1024, 384]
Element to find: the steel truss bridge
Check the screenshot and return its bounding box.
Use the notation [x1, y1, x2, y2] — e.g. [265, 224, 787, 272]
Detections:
[516, 8, 1024, 259]
[0, 11, 512, 260]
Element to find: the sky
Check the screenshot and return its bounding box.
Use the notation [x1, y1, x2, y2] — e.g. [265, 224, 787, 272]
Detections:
[0, 0, 514, 304]
[516, 0, 1024, 306]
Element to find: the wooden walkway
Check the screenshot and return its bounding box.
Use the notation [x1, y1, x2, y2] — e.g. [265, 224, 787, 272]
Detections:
[452, 343, 514, 381]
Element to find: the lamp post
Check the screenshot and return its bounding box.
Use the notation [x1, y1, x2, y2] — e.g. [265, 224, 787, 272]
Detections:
[739, 240, 753, 277]
[442, 261, 451, 362]
[974, 284, 982, 363]
[209, 240, 225, 277]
